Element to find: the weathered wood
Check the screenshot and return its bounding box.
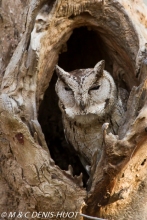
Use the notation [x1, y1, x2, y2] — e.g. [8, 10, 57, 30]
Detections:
[1, 0, 147, 219]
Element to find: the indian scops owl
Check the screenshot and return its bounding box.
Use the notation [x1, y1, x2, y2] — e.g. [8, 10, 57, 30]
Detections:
[55, 60, 124, 169]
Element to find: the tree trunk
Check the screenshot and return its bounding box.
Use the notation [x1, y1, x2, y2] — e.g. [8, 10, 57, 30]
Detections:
[0, 0, 147, 219]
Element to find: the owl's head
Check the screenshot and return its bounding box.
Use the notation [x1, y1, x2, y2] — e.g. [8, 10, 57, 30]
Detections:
[55, 60, 117, 123]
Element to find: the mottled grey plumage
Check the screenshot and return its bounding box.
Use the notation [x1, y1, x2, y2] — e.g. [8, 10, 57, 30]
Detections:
[55, 60, 124, 169]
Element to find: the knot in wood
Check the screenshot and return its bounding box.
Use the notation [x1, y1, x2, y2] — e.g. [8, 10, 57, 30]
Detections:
[15, 133, 24, 145]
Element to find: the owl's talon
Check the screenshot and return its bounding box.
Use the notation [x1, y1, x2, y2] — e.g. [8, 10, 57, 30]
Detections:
[102, 123, 109, 132]
[86, 165, 91, 173]
[67, 164, 73, 175]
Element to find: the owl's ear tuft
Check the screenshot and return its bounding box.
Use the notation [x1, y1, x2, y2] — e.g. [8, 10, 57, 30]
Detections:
[55, 65, 69, 79]
[94, 60, 105, 77]
[56, 65, 65, 77]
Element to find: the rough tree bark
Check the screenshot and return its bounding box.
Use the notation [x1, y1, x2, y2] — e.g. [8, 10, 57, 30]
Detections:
[0, 0, 147, 219]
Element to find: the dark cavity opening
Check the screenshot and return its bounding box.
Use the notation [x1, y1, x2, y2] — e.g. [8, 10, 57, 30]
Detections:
[38, 26, 111, 187]
[58, 26, 112, 72]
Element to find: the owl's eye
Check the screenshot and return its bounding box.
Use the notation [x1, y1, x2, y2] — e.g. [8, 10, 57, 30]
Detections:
[65, 86, 72, 91]
[89, 85, 100, 91]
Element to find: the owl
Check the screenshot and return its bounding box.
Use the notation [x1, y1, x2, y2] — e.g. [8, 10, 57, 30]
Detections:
[55, 60, 124, 171]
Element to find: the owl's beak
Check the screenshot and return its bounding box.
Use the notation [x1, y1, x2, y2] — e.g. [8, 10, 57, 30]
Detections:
[80, 101, 86, 110]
